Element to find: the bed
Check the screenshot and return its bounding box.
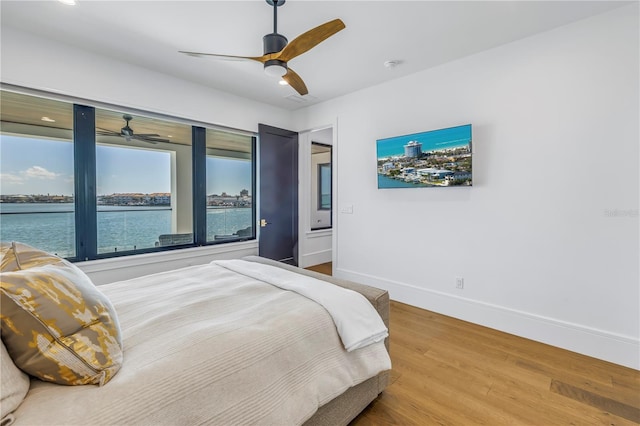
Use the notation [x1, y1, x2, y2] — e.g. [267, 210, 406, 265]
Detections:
[1, 244, 390, 426]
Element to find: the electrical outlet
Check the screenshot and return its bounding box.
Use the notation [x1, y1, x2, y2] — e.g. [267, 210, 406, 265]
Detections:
[456, 277, 464, 289]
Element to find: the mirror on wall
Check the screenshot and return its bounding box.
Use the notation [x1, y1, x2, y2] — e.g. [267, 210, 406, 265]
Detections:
[311, 142, 332, 230]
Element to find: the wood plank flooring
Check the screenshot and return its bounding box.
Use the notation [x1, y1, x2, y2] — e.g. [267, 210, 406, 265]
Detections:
[305, 262, 640, 425]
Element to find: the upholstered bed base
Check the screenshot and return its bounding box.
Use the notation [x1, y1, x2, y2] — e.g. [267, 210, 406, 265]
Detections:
[242, 256, 390, 425]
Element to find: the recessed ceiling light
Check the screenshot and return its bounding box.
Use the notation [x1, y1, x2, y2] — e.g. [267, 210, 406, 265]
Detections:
[58, 0, 77, 5]
[41, 116, 56, 123]
[279, 80, 289, 86]
[384, 60, 402, 68]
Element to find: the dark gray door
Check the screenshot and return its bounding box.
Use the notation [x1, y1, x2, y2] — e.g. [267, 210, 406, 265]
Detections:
[258, 124, 298, 265]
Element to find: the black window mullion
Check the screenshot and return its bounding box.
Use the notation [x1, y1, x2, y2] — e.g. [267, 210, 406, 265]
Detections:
[192, 126, 206, 245]
[73, 105, 97, 261]
[251, 136, 257, 239]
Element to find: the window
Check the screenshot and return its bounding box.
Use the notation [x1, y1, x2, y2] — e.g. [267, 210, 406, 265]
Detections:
[205, 129, 255, 242]
[0, 90, 255, 260]
[95, 109, 193, 254]
[96, 145, 172, 253]
[311, 142, 332, 230]
[0, 92, 75, 257]
[318, 163, 331, 210]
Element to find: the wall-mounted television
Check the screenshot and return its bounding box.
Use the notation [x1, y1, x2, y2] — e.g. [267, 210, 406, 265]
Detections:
[376, 124, 472, 189]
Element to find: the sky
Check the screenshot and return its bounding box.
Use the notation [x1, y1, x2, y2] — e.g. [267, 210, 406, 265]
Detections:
[206, 157, 251, 196]
[0, 135, 251, 197]
[376, 124, 472, 159]
[0, 135, 74, 196]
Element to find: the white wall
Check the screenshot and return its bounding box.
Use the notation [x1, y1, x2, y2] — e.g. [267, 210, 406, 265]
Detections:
[294, 5, 639, 369]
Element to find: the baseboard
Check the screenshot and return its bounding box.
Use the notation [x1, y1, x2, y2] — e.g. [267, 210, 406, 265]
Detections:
[336, 267, 640, 370]
[299, 249, 332, 268]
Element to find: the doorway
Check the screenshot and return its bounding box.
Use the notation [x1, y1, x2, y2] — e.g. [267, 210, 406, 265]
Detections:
[296, 127, 333, 268]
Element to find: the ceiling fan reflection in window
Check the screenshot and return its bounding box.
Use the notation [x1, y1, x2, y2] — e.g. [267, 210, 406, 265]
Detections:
[97, 114, 169, 144]
[179, 0, 345, 96]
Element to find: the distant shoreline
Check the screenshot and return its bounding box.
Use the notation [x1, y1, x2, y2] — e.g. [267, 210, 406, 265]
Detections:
[378, 174, 435, 188]
[377, 143, 471, 162]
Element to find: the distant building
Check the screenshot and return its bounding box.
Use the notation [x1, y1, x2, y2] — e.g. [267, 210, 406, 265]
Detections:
[404, 141, 422, 158]
[97, 192, 171, 206]
[149, 193, 171, 205]
[382, 162, 395, 172]
[445, 171, 472, 182]
[207, 193, 252, 207]
[417, 168, 454, 180]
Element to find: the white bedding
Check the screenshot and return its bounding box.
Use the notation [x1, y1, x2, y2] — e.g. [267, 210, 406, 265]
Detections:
[12, 261, 391, 426]
[213, 259, 389, 351]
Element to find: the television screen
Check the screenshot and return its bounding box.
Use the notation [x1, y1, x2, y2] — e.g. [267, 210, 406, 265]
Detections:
[376, 124, 472, 189]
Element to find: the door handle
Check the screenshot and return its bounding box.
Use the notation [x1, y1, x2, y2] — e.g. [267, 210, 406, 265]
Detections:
[260, 219, 269, 227]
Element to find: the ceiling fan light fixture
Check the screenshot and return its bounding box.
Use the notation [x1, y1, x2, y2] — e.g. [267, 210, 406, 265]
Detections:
[264, 60, 287, 77]
[279, 80, 289, 86]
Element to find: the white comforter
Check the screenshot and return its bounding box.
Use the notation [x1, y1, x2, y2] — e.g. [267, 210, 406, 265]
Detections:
[13, 261, 391, 426]
[213, 259, 389, 351]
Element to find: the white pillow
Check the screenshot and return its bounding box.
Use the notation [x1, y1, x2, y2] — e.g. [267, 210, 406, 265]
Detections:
[0, 339, 30, 426]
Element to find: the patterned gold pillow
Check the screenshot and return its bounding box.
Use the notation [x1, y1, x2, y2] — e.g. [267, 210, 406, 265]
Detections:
[0, 242, 19, 272]
[0, 242, 123, 386]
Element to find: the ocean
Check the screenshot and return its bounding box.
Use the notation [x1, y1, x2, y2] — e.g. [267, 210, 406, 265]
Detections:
[0, 203, 252, 258]
[377, 174, 434, 189]
[376, 124, 471, 159]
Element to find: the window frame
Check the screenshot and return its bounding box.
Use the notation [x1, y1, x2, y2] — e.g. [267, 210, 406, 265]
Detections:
[0, 88, 257, 262]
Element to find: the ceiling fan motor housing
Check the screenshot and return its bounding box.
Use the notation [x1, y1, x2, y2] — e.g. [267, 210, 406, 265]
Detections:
[121, 115, 134, 136]
[263, 33, 288, 75]
[263, 33, 287, 55]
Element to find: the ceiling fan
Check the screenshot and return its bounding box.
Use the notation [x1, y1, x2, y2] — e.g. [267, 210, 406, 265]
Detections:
[97, 115, 169, 144]
[179, 0, 345, 96]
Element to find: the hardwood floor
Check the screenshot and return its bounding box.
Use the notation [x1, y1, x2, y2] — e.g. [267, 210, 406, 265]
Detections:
[306, 262, 640, 425]
[305, 262, 332, 276]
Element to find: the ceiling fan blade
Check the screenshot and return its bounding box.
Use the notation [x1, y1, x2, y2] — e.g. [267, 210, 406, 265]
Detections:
[133, 133, 162, 137]
[179, 51, 269, 63]
[277, 19, 345, 62]
[136, 135, 171, 143]
[133, 137, 161, 144]
[96, 129, 120, 136]
[283, 68, 308, 96]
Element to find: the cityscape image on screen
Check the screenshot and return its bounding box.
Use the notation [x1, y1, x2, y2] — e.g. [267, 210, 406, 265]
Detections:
[376, 124, 472, 189]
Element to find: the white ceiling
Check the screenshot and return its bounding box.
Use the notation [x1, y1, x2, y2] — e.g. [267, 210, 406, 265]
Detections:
[0, 1, 628, 110]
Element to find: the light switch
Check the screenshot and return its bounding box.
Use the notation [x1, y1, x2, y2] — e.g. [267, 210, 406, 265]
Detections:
[340, 204, 354, 214]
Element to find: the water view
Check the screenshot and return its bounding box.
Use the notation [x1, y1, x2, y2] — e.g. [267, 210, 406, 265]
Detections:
[0, 203, 252, 258]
